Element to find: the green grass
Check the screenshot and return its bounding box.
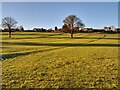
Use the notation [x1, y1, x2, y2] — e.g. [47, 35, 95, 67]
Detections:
[1, 32, 119, 88]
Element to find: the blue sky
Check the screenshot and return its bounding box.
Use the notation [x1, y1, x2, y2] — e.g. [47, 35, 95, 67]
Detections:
[1, 0, 120, 2]
[2, 2, 118, 29]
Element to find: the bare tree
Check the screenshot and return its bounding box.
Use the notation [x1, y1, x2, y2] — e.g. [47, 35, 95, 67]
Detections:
[63, 15, 85, 38]
[2, 17, 17, 37]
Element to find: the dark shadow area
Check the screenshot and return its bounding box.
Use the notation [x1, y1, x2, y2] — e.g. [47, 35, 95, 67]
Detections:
[3, 36, 120, 40]
[2, 42, 120, 47]
[13, 33, 63, 36]
[2, 33, 63, 36]
[74, 37, 120, 40]
[2, 47, 62, 60]
[2, 33, 64, 39]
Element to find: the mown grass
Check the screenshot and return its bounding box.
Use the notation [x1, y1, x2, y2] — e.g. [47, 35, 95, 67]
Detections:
[1, 32, 119, 88]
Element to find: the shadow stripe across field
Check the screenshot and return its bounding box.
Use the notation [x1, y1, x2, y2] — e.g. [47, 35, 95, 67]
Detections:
[1, 47, 64, 60]
[2, 41, 120, 47]
[2, 34, 119, 61]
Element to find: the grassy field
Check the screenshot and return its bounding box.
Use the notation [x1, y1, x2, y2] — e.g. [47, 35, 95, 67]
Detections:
[1, 32, 119, 88]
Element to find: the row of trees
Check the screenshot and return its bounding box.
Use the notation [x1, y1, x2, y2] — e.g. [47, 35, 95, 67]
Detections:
[2, 15, 119, 38]
[1, 15, 85, 38]
[61, 26, 120, 33]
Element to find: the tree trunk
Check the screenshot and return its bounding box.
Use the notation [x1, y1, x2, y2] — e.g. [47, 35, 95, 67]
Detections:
[9, 31, 11, 38]
[71, 33, 73, 38]
[70, 24, 74, 38]
[70, 29, 74, 38]
[8, 27, 11, 38]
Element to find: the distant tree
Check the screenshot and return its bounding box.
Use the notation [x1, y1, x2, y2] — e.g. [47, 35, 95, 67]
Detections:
[47, 28, 53, 32]
[41, 28, 46, 32]
[63, 15, 85, 38]
[2, 17, 17, 37]
[55, 26, 58, 31]
[19, 26, 24, 31]
[33, 28, 46, 32]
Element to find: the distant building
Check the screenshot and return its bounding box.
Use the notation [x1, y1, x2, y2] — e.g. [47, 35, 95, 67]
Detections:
[104, 26, 111, 31]
[80, 28, 93, 33]
[47, 28, 54, 32]
[33, 28, 46, 32]
[84, 28, 93, 31]
[93, 28, 104, 33]
[2, 28, 20, 32]
[111, 26, 115, 31]
[115, 28, 120, 33]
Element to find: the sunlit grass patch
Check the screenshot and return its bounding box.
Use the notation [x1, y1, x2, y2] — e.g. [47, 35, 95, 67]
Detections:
[2, 32, 119, 88]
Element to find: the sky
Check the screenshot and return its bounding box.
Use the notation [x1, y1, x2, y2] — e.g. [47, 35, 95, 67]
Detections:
[1, 0, 120, 2]
[2, 2, 118, 30]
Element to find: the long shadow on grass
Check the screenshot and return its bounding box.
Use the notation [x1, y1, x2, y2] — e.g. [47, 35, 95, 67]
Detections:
[2, 33, 64, 40]
[11, 33, 63, 36]
[18, 33, 119, 40]
[2, 47, 62, 60]
[74, 37, 120, 40]
[39, 34, 119, 40]
[3, 35, 119, 40]
[2, 41, 120, 47]
[2, 34, 119, 47]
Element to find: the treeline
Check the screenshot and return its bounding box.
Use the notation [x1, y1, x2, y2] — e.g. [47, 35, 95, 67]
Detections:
[1, 16, 120, 38]
[1, 26, 120, 33]
[1, 16, 120, 34]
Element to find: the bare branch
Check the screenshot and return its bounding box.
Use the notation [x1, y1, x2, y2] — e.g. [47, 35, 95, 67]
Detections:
[63, 15, 85, 28]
